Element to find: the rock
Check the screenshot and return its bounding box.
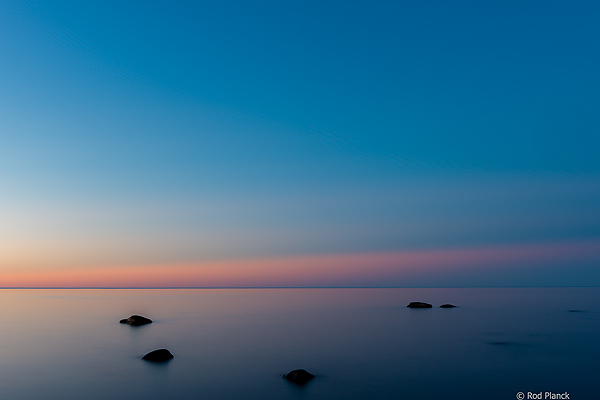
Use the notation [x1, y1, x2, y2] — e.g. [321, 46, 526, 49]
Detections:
[142, 349, 174, 362]
[282, 369, 315, 384]
[120, 315, 153, 326]
[440, 304, 457, 308]
[407, 302, 432, 308]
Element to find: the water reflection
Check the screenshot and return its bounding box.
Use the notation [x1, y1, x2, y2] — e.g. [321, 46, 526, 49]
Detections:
[0, 288, 598, 399]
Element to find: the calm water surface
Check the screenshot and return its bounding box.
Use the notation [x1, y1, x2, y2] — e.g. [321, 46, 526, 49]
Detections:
[0, 288, 598, 400]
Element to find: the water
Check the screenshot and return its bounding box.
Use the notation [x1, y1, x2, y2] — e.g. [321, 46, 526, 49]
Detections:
[0, 288, 598, 399]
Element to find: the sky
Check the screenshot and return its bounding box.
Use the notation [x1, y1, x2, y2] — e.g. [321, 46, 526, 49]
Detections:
[1, 0, 599, 287]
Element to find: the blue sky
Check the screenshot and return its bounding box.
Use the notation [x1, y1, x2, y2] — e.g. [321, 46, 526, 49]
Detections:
[1, 1, 599, 286]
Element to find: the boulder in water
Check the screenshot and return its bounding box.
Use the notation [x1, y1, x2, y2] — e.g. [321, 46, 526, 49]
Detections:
[407, 302, 432, 308]
[120, 315, 153, 326]
[282, 369, 315, 384]
[440, 304, 457, 308]
[142, 349, 173, 362]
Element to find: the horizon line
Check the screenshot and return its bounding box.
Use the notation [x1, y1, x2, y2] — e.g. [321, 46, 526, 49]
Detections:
[1, 286, 599, 289]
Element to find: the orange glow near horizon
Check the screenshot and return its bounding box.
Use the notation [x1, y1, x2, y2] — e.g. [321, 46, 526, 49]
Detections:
[2, 239, 600, 287]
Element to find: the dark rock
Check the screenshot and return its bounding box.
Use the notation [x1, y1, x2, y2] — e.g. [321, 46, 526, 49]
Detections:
[282, 369, 315, 384]
[120, 315, 153, 326]
[142, 349, 173, 362]
[407, 302, 432, 308]
[440, 304, 457, 308]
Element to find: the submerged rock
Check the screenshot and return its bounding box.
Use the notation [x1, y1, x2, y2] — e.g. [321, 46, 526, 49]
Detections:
[440, 304, 457, 308]
[407, 302, 432, 308]
[142, 349, 174, 362]
[120, 315, 153, 326]
[282, 369, 315, 384]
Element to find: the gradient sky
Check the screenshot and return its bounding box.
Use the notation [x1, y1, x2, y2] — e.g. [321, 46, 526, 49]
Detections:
[1, 1, 599, 287]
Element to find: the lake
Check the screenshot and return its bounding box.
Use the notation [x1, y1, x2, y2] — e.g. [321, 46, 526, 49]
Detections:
[0, 288, 598, 399]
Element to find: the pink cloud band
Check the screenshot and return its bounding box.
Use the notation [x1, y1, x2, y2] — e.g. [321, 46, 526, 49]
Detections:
[2, 239, 599, 287]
